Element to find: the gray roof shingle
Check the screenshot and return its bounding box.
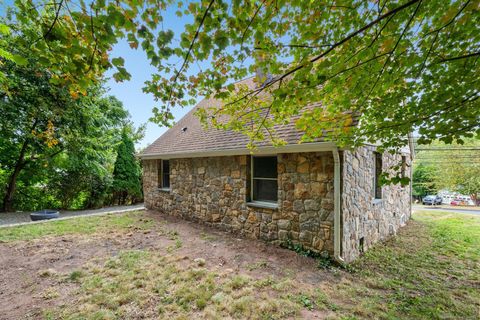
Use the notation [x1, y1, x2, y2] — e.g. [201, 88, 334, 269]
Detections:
[140, 77, 330, 157]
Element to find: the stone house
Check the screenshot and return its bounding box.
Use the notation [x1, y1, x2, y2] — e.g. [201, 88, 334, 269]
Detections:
[140, 78, 413, 263]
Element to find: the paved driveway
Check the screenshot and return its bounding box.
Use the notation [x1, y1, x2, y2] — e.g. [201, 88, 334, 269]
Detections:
[413, 204, 480, 215]
[0, 203, 145, 227]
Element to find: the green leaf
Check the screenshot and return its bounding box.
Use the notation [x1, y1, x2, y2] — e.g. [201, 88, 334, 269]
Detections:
[11, 55, 28, 66]
[111, 57, 125, 67]
[0, 23, 9, 35]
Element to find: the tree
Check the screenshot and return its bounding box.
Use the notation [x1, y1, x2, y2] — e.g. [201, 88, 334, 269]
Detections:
[0, 61, 71, 211]
[415, 138, 480, 204]
[2, 1, 479, 154]
[454, 167, 480, 204]
[0, 10, 147, 212]
[412, 164, 438, 198]
[111, 131, 142, 205]
[0, 59, 133, 211]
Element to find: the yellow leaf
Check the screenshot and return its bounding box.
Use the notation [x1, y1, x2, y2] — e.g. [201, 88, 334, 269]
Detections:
[70, 90, 79, 99]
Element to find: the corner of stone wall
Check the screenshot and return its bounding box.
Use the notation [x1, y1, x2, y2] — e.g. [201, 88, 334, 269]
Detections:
[340, 146, 412, 263]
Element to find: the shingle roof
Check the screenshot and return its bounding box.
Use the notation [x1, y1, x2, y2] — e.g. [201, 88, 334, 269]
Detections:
[140, 77, 329, 157]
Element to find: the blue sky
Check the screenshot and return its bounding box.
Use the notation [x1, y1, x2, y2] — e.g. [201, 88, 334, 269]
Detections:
[0, 1, 198, 150]
[105, 8, 194, 150]
[106, 38, 191, 150]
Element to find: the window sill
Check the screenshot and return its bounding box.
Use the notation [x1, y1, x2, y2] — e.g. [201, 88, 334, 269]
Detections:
[157, 188, 171, 193]
[372, 198, 383, 205]
[247, 201, 278, 210]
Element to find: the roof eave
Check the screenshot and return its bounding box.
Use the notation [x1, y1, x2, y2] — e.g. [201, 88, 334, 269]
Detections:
[138, 141, 338, 159]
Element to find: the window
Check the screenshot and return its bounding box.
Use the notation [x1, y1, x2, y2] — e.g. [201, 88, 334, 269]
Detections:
[374, 152, 382, 199]
[401, 156, 407, 179]
[251, 156, 278, 202]
[158, 160, 170, 189]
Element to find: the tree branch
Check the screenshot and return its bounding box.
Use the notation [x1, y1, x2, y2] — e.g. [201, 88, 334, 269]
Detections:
[86, 8, 99, 74]
[240, 0, 267, 50]
[167, 0, 215, 109]
[173, 0, 215, 84]
[425, 0, 471, 36]
[43, 0, 64, 40]
[224, 0, 422, 108]
[435, 51, 480, 63]
[364, 0, 422, 104]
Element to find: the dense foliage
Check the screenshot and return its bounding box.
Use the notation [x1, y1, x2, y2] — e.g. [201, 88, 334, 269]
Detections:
[412, 164, 438, 198]
[0, 60, 143, 212]
[0, 8, 146, 212]
[413, 138, 480, 202]
[2, 0, 478, 154]
[111, 131, 143, 205]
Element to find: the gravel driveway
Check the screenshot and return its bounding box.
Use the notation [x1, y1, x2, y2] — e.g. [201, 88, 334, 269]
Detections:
[0, 203, 145, 227]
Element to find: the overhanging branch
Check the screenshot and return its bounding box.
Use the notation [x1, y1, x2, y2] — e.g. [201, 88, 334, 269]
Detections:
[223, 0, 422, 108]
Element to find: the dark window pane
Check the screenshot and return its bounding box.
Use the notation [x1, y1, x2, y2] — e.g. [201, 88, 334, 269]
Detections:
[375, 153, 382, 199]
[157, 160, 162, 188]
[253, 179, 278, 202]
[246, 155, 252, 202]
[162, 160, 170, 188]
[253, 156, 277, 178]
[163, 160, 170, 174]
[163, 174, 170, 188]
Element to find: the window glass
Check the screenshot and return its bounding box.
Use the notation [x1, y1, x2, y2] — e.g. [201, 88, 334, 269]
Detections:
[252, 156, 278, 202]
[253, 179, 278, 202]
[157, 160, 162, 188]
[162, 160, 170, 188]
[401, 156, 407, 178]
[374, 152, 382, 199]
[253, 156, 277, 178]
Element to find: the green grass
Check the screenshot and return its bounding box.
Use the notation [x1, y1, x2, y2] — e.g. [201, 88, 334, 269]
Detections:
[415, 210, 480, 261]
[333, 210, 480, 319]
[5, 210, 480, 319]
[48, 250, 325, 319]
[0, 211, 152, 242]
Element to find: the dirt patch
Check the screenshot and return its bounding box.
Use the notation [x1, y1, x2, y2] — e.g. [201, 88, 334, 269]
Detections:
[0, 210, 342, 319]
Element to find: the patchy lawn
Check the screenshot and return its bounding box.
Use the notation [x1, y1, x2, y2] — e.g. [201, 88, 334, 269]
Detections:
[0, 210, 478, 319]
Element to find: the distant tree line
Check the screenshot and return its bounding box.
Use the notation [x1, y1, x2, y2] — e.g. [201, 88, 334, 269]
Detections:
[412, 139, 480, 204]
[0, 47, 143, 212]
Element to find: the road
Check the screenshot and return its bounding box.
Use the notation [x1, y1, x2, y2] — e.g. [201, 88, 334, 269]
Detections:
[413, 204, 480, 215]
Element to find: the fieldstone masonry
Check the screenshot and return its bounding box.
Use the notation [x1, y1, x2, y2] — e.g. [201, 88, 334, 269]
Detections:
[341, 146, 411, 262]
[144, 152, 335, 254]
[143, 148, 411, 262]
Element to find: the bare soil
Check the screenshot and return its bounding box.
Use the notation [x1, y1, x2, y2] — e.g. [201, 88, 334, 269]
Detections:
[0, 211, 340, 319]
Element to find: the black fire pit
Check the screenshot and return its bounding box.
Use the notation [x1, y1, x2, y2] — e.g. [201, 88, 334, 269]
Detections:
[30, 209, 60, 221]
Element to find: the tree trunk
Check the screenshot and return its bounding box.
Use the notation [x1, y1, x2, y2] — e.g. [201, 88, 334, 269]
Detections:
[2, 139, 29, 212]
[470, 194, 478, 206]
[2, 119, 37, 212]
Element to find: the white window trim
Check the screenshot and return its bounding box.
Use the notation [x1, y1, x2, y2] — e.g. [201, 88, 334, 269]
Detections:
[247, 200, 278, 209]
[249, 155, 279, 205]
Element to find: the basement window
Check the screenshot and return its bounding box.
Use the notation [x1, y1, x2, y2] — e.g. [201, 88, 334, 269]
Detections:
[401, 156, 407, 178]
[359, 237, 365, 254]
[374, 152, 382, 199]
[251, 156, 278, 204]
[158, 159, 170, 190]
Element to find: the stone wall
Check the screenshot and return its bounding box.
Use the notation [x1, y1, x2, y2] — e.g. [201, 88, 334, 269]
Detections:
[341, 146, 412, 263]
[143, 152, 335, 254]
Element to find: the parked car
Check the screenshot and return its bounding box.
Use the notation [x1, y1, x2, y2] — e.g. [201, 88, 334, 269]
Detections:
[451, 198, 472, 206]
[450, 199, 460, 206]
[422, 195, 442, 205]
